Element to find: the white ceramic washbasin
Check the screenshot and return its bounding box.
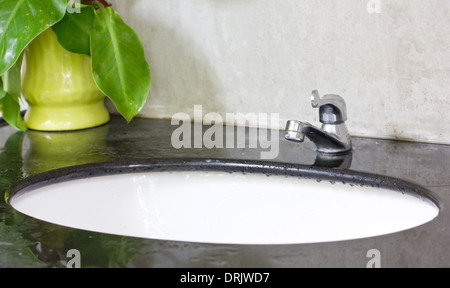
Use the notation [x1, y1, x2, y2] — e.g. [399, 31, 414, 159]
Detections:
[9, 160, 439, 245]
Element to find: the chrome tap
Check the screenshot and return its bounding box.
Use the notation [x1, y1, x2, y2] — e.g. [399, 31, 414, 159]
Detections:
[285, 90, 352, 154]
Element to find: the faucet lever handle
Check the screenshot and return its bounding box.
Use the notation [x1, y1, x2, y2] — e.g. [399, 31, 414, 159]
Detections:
[310, 90, 348, 124]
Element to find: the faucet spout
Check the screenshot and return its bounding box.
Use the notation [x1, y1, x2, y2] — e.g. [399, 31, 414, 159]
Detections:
[286, 121, 352, 154]
[285, 90, 352, 154]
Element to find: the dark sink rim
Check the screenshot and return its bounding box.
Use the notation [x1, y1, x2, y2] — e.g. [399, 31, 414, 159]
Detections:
[5, 158, 441, 211]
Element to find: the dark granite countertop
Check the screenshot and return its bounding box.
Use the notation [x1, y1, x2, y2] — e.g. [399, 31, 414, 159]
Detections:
[0, 115, 449, 268]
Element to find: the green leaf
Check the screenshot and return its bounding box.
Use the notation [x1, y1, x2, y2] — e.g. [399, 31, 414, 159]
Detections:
[90, 7, 151, 122]
[52, 6, 95, 56]
[0, 54, 26, 131]
[0, 78, 5, 101]
[0, 94, 26, 131]
[3, 53, 23, 97]
[0, 0, 67, 75]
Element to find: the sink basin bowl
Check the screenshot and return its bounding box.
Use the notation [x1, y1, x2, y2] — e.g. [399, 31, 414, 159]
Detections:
[7, 159, 439, 245]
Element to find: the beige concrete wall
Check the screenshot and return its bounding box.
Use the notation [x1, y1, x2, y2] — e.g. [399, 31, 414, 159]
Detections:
[109, 0, 450, 144]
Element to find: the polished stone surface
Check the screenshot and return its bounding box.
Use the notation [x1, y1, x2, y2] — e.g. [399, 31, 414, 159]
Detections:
[0, 116, 449, 267]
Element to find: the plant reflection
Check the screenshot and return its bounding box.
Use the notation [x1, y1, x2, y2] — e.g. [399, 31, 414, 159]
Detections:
[23, 124, 112, 176]
[0, 126, 144, 267]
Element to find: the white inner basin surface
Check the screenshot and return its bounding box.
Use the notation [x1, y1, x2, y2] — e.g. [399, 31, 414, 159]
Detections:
[10, 171, 439, 245]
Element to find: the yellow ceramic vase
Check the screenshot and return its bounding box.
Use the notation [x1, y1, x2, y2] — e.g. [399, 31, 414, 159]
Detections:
[22, 29, 110, 131]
